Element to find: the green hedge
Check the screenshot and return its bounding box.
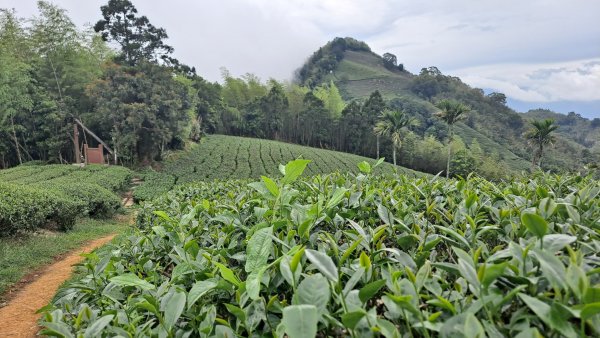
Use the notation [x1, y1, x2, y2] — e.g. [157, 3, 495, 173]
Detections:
[132, 171, 176, 202]
[0, 164, 132, 236]
[0, 183, 82, 234]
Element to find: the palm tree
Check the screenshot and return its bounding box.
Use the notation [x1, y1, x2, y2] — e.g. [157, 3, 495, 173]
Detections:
[434, 99, 471, 178]
[374, 109, 415, 168]
[524, 119, 558, 171]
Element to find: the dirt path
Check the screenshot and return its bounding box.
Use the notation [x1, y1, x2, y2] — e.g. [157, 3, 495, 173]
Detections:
[0, 234, 116, 337]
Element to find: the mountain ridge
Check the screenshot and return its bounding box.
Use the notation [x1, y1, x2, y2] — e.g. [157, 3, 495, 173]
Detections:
[295, 37, 599, 173]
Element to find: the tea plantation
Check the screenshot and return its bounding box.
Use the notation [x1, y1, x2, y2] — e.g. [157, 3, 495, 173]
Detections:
[133, 135, 423, 202]
[0, 164, 131, 235]
[40, 159, 600, 337]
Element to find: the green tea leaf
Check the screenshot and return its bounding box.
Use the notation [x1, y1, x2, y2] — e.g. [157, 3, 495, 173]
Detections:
[581, 302, 600, 320]
[188, 279, 218, 309]
[296, 274, 330, 316]
[521, 213, 548, 238]
[282, 305, 318, 338]
[245, 226, 273, 272]
[377, 318, 400, 338]
[359, 251, 371, 270]
[305, 249, 338, 283]
[341, 311, 366, 329]
[326, 187, 348, 209]
[282, 159, 311, 184]
[261, 176, 279, 196]
[246, 266, 267, 300]
[214, 262, 241, 287]
[164, 291, 186, 331]
[357, 161, 371, 174]
[464, 313, 485, 338]
[109, 274, 155, 290]
[532, 248, 567, 289]
[83, 315, 114, 338]
[359, 279, 386, 303]
[481, 262, 507, 289]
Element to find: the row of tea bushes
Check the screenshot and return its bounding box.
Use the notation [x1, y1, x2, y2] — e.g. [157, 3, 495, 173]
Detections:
[0, 164, 132, 235]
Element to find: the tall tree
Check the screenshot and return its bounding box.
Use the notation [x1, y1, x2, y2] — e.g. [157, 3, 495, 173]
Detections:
[362, 90, 386, 157]
[374, 109, 415, 167]
[259, 81, 288, 140]
[0, 9, 33, 166]
[524, 119, 558, 171]
[434, 99, 470, 178]
[94, 0, 173, 65]
[86, 61, 190, 163]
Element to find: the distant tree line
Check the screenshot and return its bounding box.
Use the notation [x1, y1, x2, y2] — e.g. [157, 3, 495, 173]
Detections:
[1, 1, 596, 179]
[0, 0, 200, 167]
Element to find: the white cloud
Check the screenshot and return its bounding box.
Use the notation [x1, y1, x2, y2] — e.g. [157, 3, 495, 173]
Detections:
[452, 59, 600, 102]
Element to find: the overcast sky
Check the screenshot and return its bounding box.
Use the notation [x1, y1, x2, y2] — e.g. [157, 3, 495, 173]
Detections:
[3, 0, 600, 118]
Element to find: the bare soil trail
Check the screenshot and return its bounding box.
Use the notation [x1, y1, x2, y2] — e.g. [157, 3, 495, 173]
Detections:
[0, 234, 116, 337]
[0, 181, 140, 337]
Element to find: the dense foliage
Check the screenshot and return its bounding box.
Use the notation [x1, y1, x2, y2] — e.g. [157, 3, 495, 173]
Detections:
[0, 1, 199, 168]
[0, 164, 131, 235]
[133, 135, 422, 202]
[42, 160, 600, 337]
[295, 37, 372, 88]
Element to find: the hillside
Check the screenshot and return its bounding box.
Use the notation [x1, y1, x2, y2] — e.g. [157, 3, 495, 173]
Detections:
[133, 134, 423, 201]
[524, 109, 600, 151]
[297, 37, 599, 173]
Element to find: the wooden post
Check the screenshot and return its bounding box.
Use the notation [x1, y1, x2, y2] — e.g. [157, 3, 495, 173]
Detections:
[98, 144, 104, 164]
[74, 124, 81, 164]
[84, 144, 89, 164]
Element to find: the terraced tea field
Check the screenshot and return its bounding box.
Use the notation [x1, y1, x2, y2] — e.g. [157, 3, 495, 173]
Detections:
[41, 160, 600, 337]
[134, 135, 422, 201]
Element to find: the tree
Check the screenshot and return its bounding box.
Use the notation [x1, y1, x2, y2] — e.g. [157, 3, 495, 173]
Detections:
[362, 91, 386, 157]
[94, 0, 173, 65]
[86, 61, 190, 163]
[0, 9, 34, 166]
[382, 52, 397, 70]
[313, 81, 344, 119]
[374, 109, 415, 167]
[434, 99, 471, 178]
[487, 92, 507, 106]
[259, 81, 288, 139]
[524, 119, 558, 171]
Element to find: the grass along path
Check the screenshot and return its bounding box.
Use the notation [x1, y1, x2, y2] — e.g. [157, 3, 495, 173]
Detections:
[0, 213, 132, 337]
[0, 234, 118, 337]
[0, 216, 129, 299]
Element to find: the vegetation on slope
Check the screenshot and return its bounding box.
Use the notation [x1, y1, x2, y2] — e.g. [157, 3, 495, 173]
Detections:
[0, 164, 131, 235]
[298, 41, 598, 175]
[0, 216, 126, 297]
[133, 135, 422, 201]
[41, 160, 600, 337]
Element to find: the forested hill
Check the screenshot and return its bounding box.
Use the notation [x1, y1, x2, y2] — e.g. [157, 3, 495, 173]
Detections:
[1, 0, 598, 178]
[296, 37, 600, 174]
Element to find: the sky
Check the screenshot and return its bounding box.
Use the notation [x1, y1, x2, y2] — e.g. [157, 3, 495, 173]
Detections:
[3, 0, 600, 118]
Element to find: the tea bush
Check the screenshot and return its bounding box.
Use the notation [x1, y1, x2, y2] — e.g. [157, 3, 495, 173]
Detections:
[0, 164, 132, 235]
[134, 135, 423, 202]
[41, 160, 600, 337]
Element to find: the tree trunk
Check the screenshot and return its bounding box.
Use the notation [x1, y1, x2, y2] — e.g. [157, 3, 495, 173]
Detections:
[538, 145, 543, 169]
[392, 144, 397, 168]
[446, 125, 453, 178]
[10, 115, 22, 165]
[376, 134, 380, 159]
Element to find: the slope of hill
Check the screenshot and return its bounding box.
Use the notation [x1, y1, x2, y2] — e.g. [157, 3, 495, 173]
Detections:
[296, 37, 598, 173]
[133, 135, 424, 201]
[524, 109, 600, 150]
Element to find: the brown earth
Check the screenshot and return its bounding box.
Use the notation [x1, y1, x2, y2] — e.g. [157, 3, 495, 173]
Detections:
[0, 234, 116, 337]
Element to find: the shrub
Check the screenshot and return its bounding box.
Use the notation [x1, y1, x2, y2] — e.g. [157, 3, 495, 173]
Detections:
[41, 161, 600, 337]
